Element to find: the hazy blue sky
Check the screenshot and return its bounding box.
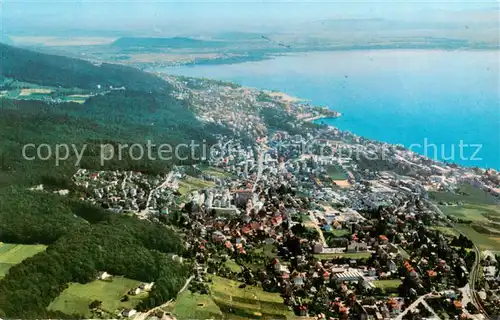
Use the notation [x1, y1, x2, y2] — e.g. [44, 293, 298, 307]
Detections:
[2, 0, 499, 35]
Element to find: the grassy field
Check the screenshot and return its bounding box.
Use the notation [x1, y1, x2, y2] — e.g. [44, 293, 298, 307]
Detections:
[429, 184, 498, 206]
[439, 204, 500, 223]
[430, 226, 460, 238]
[314, 252, 371, 260]
[0, 243, 47, 278]
[253, 244, 278, 260]
[430, 184, 500, 251]
[292, 213, 311, 223]
[454, 224, 500, 251]
[47, 277, 147, 317]
[209, 275, 294, 319]
[373, 279, 402, 290]
[397, 246, 411, 260]
[200, 165, 234, 179]
[325, 229, 351, 237]
[168, 276, 302, 319]
[178, 176, 215, 195]
[165, 290, 223, 320]
[225, 259, 242, 273]
[326, 164, 348, 180]
[373, 279, 401, 294]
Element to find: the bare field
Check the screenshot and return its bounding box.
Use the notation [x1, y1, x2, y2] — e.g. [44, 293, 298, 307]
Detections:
[19, 88, 53, 96]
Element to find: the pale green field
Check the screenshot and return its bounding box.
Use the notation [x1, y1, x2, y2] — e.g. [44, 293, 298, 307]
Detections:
[328, 229, 351, 237]
[439, 204, 499, 223]
[430, 185, 500, 251]
[431, 226, 460, 238]
[47, 276, 147, 317]
[166, 290, 223, 320]
[225, 259, 242, 273]
[0, 243, 47, 278]
[178, 176, 215, 195]
[168, 275, 303, 319]
[209, 275, 293, 319]
[429, 184, 498, 206]
[326, 164, 348, 180]
[397, 246, 411, 260]
[201, 166, 234, 179]
[373, 279, 402, 290]
[454, 224, 500, 251]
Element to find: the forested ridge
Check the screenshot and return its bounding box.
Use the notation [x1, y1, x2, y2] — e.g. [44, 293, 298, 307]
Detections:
[0, 44, 206, 318]
[0, 43, 169, 91]
[0, 45, 232, 188]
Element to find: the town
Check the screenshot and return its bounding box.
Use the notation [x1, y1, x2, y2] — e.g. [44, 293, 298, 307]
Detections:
[62, 76, 500, 320]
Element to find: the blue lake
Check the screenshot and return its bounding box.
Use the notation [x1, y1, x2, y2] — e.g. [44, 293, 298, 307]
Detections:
[163, 50, 500, 170]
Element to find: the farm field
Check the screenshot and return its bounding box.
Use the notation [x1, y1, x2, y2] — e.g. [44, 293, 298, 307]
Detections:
[47, 276, 147, 317]
[0, 243, 47, 279]
[0, 79, 93, 103]
[429, 184, 498, 206]
[454, 224, 500, 251]
[430, 184, 500, 251]
[439, 204, 500, 223]
[314, 252, 371, 260]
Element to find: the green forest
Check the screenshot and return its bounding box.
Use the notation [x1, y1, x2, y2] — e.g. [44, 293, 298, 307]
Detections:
[0, 187, 189, 318]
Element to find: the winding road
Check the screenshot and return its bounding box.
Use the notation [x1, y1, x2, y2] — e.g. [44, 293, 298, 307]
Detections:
[134, 275, 194, 320]
[426, 200, 490, 320]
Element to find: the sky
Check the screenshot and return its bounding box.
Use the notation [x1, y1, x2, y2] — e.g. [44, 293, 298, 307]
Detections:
[2, 0, 499, 35]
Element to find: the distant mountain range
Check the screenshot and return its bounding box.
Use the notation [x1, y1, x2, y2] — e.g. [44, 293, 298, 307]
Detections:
[111, 36, 230, 49]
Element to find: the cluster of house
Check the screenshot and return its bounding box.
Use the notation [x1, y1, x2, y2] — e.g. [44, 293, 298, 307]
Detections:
[171, 143, 471, 318]
[73, 169, 175, 216]
[164, 75, 344, 145]
[94, 272, 155, 318]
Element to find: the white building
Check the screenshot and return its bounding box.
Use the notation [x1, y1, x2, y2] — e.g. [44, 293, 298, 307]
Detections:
[333, 270, 364, 282]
